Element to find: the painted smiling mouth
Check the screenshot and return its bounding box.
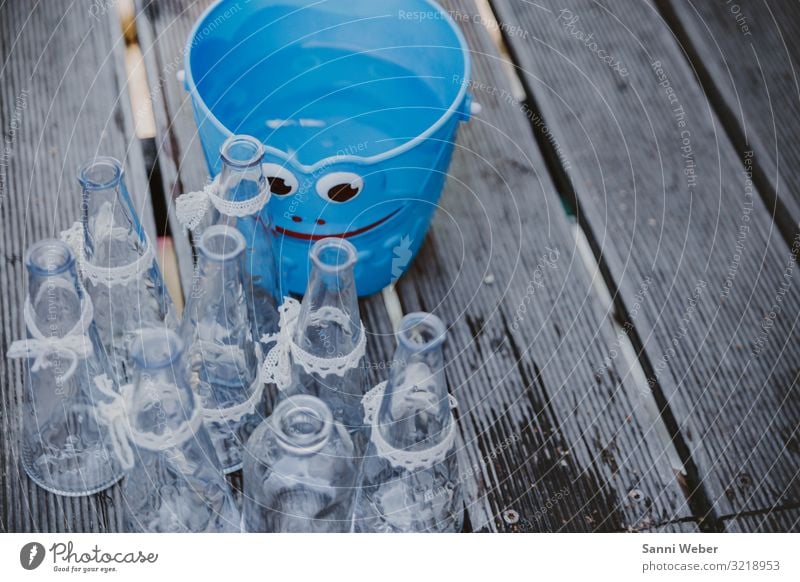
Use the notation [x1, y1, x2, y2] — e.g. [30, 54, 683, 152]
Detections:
[275, 208, 401, 241]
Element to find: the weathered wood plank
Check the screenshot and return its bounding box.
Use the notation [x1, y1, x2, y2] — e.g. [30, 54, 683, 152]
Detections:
[133, 0, 200, 294]
[659, 0, 800, 242]
[400, 0, 692, 531]
[723, 506, 800, 533]
[641, 520, 700, 532]
[492, 0, 800, 524]
[137, 0, 692, 531]
[0, 0, 156, 531]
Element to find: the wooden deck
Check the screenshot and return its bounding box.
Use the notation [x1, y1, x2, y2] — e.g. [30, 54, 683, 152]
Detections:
[1, 0, 798, 532]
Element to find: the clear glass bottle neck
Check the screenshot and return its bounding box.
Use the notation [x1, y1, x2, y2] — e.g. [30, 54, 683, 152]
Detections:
[294, 239, 361, 356]
[25, 241, 83, 336]
[219, 135, 266, 204]
[378, 313, 451, 450]
[78, 157, 145, 264]
[270, 395, 333, 456]
[193, 228, 246, 305]
[129, 331, 195, 431]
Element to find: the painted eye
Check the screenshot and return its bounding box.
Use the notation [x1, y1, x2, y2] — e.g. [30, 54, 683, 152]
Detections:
[262, 163, 298, 196]
[316, 172, 363, 203]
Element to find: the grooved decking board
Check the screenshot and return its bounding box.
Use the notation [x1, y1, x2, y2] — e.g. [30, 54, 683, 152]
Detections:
[134, 0, 203, 293]
[643, 520, 700, 532]
[0, 1, 155, 532]
[399, 0, 690, 531]
[136, 0, 690, 531]
[492, 0, 800, 523]
[659, 0, 800, 241]
[723, 506, 800, 533]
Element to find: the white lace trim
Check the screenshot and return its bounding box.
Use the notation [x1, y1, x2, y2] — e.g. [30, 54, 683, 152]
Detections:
[94, 375, 204, 470]
[175, 176, 270, 231]
[94, 375, 135, 470]
[6, 295, 94, 383]
[61, 221, 156, 288]
[362, 381, 458, 471]
[201, 376, 264, 424]
[259, 297, 366, 391]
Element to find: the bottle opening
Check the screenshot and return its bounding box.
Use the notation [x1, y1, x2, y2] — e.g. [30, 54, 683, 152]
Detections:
[130, 329, 184, 369]
[78, 156, 124, 191]
[220, 135, 264, 168]
[397, 312, 447, 351]
[25, 240, 74, 276]
[272, 395, 333, 455]
[198, 226, 246, 261]
[310, 237, 357, 272]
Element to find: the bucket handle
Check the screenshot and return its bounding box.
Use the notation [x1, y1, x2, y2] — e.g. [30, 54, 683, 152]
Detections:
[458, 93, 481, 122]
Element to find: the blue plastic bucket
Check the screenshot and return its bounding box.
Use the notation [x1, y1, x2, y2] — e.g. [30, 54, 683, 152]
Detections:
[184, 0, 472, 296]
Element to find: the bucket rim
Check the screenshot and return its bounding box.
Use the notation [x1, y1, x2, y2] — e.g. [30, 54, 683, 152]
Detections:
[184, 0, 471, 173]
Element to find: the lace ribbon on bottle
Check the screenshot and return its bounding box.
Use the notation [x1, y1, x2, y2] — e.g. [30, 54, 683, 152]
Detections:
[260, 297, 366, 391]
[6, 294, 95, 383]
[60, 222, 156, 287]
[93, 375, 204, 471]
[362, 381, 459, 471]
[200, 376, 264, 424]
[174, 176, 270, 231]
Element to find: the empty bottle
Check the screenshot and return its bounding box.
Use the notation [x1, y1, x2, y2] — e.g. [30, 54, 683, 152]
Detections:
[176, 134, 279, 340]
[265, 237, 369, 456]
[180, 226, 262, 473]
[62, 156, 175, 385]
[121, 329, 240, 532]
[242, 394, 358, 532]
[354, 312, 463, 532]
[7, 239, 123, 496]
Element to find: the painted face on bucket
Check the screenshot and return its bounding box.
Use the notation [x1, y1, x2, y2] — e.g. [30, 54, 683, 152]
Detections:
[262, 155, 402, 241]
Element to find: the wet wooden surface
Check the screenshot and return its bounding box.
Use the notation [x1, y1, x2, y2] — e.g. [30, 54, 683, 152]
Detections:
[0, 0, 151, 532]
[1, 0, 797, 532]
[492, 0, 800, 528]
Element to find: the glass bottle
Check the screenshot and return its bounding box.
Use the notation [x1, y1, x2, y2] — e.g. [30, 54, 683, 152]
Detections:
[121, 329, 240, 532]
[180, 225, 262, 473]
[285, 237, 369, 455]
[242, 394, 358, 532]
[74, 156, 175, 385]
[212, 135, 280, 341]
[353, 312, 463, 532]
[10, 239, 122, 496]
